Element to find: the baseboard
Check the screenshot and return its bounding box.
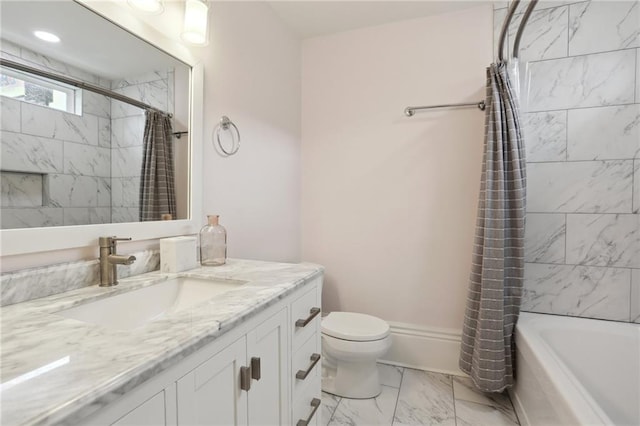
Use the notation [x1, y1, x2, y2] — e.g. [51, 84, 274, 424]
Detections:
[379, 321, 466, 376]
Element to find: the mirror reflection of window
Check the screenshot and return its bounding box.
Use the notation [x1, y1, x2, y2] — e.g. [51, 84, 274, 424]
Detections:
[0, 68, 79, 114]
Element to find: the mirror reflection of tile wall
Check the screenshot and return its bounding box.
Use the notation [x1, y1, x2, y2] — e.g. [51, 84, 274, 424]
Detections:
[493, 1, 640, 323]
[110, 72, 174, 223]
[0, 40, 174, 227]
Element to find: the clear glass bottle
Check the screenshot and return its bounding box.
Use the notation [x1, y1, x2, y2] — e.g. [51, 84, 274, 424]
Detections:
[199, 215, 227, 266]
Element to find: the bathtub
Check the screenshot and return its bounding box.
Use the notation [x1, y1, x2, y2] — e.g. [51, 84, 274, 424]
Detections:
[511, 312, 639, 426]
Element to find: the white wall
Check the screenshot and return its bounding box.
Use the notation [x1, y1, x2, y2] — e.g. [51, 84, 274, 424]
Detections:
[0, 1, 301, 271]
[198, 2, 302, 263]
[301, 6, 492, 331]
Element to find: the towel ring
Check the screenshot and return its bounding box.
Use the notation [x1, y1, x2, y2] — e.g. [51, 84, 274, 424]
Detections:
[214, 115, 240, 156]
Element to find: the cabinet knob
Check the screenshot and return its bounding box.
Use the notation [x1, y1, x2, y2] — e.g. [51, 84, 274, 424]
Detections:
[295, 307, 321, 328]
[296, 398, 321, 426]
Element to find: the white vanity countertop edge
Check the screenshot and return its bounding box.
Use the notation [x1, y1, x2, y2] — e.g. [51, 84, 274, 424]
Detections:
[0, 258, 324, 426]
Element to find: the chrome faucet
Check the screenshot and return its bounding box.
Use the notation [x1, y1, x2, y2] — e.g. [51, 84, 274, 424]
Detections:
[99, 236, 136, 287]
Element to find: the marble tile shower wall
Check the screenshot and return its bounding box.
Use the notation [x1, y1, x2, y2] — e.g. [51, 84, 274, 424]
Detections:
[0, 40, 112, 228]
[494, 1, 639, 323]
[110, 71, 174, 223]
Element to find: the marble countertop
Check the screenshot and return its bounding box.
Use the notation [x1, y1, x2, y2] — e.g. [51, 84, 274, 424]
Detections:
[0, 259, 323, 425]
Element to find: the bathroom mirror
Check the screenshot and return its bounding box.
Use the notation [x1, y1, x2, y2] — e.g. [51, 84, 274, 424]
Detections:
[0, 0, 204, 255]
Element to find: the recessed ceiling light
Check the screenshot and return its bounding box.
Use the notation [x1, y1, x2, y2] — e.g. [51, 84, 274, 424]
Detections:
[127, 0, 164, 14]
[33, 31, 60, 43]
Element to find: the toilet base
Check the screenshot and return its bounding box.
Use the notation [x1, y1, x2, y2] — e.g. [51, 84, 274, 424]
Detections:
[321, 360, 382, 399]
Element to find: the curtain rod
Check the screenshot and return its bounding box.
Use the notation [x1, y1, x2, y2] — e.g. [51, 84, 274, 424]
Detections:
[0, 58, 170, 117]
[513, 0, 539, 59]
[498, 0, 539, 62]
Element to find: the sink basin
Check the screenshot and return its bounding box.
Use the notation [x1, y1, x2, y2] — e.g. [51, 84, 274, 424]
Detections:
[56, 277, 248, 330]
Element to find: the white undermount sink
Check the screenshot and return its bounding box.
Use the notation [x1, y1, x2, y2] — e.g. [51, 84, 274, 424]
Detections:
[56, 277, 248, 331]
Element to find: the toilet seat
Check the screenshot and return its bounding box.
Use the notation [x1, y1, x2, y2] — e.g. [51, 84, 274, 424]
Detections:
[322, 312, 390, 342]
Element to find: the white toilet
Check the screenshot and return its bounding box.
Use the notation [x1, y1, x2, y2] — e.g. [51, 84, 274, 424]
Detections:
[321, 311, 392, 399]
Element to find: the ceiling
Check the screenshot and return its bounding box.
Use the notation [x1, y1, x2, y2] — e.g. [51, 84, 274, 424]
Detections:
[0, 0, 488, 80]
[0, 1, 186, 80]
[266, 1, 488, 39]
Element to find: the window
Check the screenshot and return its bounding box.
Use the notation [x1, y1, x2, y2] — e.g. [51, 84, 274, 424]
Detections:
[0, 67, 80, 114]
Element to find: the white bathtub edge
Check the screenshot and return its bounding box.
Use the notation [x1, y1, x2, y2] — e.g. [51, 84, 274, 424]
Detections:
[508, 387, 531, 426]
[513, 313, 628, 426]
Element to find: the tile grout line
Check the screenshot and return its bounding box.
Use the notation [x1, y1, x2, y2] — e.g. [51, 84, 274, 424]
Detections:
[526, 260, 635, 271]
[526, 212, 634, 216]
[629, 269, 634, 322]
[563, 109, 568, 161]
[526, 101, 637, 115]
[527, 158, 636, 164]
[566, 0, 571, 58]
[494, 0, 589, 12]
[564, 213, 568, 264]
[390, 367, 404, 426]
[325, 395, 341, 426]
[451, 376, 459, 426]
[635, 48, 638, 104]
[526, 45, 638, 65]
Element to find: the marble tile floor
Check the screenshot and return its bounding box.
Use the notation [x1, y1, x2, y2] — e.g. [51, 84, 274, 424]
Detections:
[321, 364, 520, 426]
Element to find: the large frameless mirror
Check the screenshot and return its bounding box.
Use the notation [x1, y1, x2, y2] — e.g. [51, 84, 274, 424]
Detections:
[0, 0, 204, 255]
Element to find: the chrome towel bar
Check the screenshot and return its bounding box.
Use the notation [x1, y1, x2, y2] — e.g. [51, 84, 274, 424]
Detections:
[404, 100, 486, 117]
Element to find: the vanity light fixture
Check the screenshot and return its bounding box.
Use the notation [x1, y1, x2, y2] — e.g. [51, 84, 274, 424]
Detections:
[127, 0, 164, 14]
[33, 31, 60, 43]
[181, 0, 209, 45]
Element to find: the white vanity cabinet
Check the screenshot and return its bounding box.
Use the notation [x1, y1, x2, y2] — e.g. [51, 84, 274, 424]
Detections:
[84, 276, 322, 426]
[176, 336, 249, 425]
[111, 388, 173, 426]
[177, 308, 289, 426]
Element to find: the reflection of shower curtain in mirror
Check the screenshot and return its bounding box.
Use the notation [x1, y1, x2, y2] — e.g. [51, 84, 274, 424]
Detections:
[139, 111, 176, 221]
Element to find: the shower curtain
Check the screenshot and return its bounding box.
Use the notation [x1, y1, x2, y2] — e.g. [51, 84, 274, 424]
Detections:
[139, 110, 177, 221]
[459, 62, 526, 393]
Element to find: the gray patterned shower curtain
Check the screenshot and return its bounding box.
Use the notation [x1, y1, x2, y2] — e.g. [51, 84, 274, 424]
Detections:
[459, 62, 527, 393]
[139, 110, 176, 221]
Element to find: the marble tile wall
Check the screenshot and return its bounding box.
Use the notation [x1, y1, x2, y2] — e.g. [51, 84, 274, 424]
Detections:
[494, 0, 640, 323]
[110, 71, 173, 223]
[0, 42, 112, 228]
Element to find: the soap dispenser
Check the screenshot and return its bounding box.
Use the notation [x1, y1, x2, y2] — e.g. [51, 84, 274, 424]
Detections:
[199, 215, 227, 266]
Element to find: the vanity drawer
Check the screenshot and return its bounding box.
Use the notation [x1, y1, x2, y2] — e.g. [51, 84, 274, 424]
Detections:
[293, 377, 321, 426]
[291, 277, 321, 350]
[292, 331, 321, 395]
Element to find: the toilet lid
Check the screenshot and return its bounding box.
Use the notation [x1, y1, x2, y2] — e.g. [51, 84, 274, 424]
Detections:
[322, 312, 390, 341]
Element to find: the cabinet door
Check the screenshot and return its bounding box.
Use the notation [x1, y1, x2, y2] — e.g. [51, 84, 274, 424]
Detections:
[177, 337, 248, 426]
[247, 308, 289, 426]
[111, 390, 166, 426]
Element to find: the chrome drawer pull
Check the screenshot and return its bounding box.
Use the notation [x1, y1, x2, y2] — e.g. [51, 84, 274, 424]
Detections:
[296, 398, 321, 426]
[296, 353, 321, 380]
[296, 307, 320, 328]
[240, 366, 251, 391]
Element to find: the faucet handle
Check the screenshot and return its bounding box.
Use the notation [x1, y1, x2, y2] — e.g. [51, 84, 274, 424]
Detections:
[98, 236, 132, 247]
[110, 237, 132, 249]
